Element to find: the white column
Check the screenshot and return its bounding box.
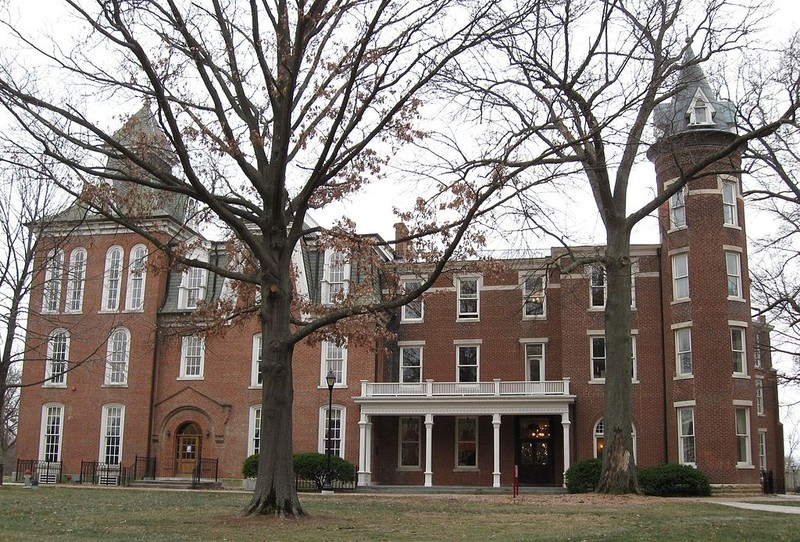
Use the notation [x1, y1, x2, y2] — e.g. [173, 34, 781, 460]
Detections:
[562, 411, 571, 488]
[492, 413, 502, 488]
[358, 413, 372, 486]
[365, 416, 373, 485]
[424, 413, 434, 487]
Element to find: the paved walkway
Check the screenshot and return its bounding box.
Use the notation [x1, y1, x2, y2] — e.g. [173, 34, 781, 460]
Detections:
[712, 494, 800, 515]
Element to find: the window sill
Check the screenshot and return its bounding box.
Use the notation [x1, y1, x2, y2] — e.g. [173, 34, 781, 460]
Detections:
[589, 379, 605, 385]
[178, 376, 204, 381]
[723, 224, 742, 231]
[42, 384, 67, 389]
[248, 385, 262, 390]
[456, 317, 480, 322]
[727, 296, 746, 302]
[98, 309, 120, 314]
[522, 315, 547, 320]
[401, 319, 424, 324]
[453, 467, 479, 472]
[63, 310, 83, 315]
[673, 374, 694, 381]
[736, 463, 755, 470]
[588, 306, 604, 312]
[317, 384, 348, 390]
[123, 308, 145, 313]
[667, 226, 688, 234]
[732, 374, 751, 380]
[102, 383, 128, 388]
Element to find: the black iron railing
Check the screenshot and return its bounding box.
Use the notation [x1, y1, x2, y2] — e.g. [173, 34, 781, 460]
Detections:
[191, 457, 219, 488]
[79, 461, 131, 486]
[132, 456, 156, 480]
[15, 459, 61, 484]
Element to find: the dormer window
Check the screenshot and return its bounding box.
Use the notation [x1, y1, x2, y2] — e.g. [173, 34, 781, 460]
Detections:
[687, 89, 715, 126]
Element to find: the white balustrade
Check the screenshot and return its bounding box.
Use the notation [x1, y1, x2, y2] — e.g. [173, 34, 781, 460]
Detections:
[360, 379, 568, 398]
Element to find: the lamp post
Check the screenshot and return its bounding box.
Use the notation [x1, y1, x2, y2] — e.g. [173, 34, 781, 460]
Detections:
[322, 369, 336, 494]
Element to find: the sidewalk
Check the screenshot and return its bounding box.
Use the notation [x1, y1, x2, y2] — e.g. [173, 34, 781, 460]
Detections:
[712, 494, 800, 515]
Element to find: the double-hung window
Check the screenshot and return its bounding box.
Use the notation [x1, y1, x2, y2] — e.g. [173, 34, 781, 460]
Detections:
[756, 378, 765, 416]
[731, 328, 747, 376]
[456, 344, 479, 382]
[105, 328, 130, 386]
[322, 251, 349, 304]
[722, 179, 738, 226]
[591, 336, 606, 380]
[180, 336, 205, 379]
[523, 275, 545, 317]
[102, 246, 123, 312]
[100, 405, 124, 465]
[399, 417, 421, 468]
[401, 279, 423, 322]
[40, 403, 64, 463]
[65, 248, 86, 313]
[45, 329, 69, 387]
[322, 341, 346, 385]
[248, 406, 261, 456]
[42, 248, 64, 313]
[524, 343, 545, 381]
[672, 253, 689, 301]
[735, 407, 751, 466]
[677, 406, 696, 464]
[669, 185, 687, 228]
[251, 334, 263, 387]
[725, 252, 742, 299]
[457, 277, 479, 319]
[319, 406, 344, 458]
[675, 327, 693, 377]
[399, 344, 422, 383]
[590, 265, 605, 307]
[126, 245, 148, 310]
[456, 417, 478, 468]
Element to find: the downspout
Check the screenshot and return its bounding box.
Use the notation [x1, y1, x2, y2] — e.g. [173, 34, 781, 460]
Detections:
[657, 247, 669, 464]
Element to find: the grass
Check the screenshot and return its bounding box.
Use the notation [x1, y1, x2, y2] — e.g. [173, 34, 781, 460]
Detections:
[0, 486, 798, 541]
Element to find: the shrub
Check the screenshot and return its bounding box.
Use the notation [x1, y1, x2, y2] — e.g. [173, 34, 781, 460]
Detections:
[241, 452, 356, 489]
[565, 458, 602, 493]
[638, 464, 711, 497]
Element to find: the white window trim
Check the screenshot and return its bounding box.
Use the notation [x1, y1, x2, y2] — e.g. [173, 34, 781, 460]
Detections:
[672, 253, 689, 302]
[725, 251, 743, 300]
[756, 377, 765, 416]
[455, 416, 479, 469]
[104, 327, 130, 386]
[668, 184, 688, 230]
[675, 327, 693, 378]
[65, 248, 86, 314]
[320, 340, 348, 388]
[758, 430, 768, 471]
[721, 176, 739, 228]
[589, 335, 606, 382]
[456, 344, 480, 383]
[735, 407, 753, 468]
[521, 272, 546, 319]
[125, 244, 148, 311]
[593, 418, 637, 461]
[321, 250, 350, 305]
[524, 342, 546, 381]
[677, 406, 696, 466]
[248, 405, 261, 457]
[99, 404, 125, 465]
[178, 248, 209, 310]
[455, 275, 481, 321]
[399, 344, 423, 384]
[397, 416, 422, 470]
[101, 246, 124, 313]
[44, 329, 69, 388]
[589, 264, 606, 309]
[687, 88, 716, 126]
[400, 278, 424, 323]
[318, 405, 345, 458]
[42, 248, 64, 314]
[731, 327, 748, 377]
[39, 403, 64, 463]
[588, 334, 637, 383]
[251, 334, 263, 388]
[179, 336, 206, 380]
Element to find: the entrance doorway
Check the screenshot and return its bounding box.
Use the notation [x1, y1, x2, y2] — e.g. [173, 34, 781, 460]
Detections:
[174, 422, 202, 476]
[515, 416, 558, 485]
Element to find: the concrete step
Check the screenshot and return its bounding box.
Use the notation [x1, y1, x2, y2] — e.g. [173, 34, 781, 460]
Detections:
[711, 484, 764, 497]
[129, 478, 222, 490]
[355, 485, 566, 495]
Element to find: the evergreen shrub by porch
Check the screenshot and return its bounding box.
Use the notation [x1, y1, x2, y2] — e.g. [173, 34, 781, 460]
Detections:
[242, 452, 355, 489]
[565, 458, 602, 493]
[637, 464, 711, 497]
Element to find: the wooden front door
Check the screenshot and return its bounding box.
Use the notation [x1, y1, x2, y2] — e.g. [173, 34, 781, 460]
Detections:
[175, 423, 202, 475]
[515, 416, 557, 485]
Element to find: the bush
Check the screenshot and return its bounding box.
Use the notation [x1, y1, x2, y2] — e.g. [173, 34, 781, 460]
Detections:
[638, 464, 711, 497]
[241, 452, 356, 489]
[565, 458, 602, 493]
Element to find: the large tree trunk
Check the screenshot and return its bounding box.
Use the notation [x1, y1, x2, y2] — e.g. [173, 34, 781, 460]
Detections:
[597, 224, 641, 494]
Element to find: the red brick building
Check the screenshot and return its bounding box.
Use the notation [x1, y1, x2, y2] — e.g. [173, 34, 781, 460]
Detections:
[14, 55, 785, 491]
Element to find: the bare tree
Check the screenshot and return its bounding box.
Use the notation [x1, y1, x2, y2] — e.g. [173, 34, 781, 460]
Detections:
[0, 0, 555, 515]
[446, 0, 800, 493]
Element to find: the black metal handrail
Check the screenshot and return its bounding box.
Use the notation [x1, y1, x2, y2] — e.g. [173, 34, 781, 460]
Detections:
[79, 461, 130, 486]
[132, 455, 156, 480]
[191, 457, 219, 488]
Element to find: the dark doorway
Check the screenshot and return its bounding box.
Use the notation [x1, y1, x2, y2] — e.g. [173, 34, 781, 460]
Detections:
[515, 416, 559, 485]
[174, 422, 202, 476]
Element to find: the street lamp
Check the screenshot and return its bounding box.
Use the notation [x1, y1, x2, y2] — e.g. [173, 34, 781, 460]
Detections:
[322, 369, 336, 494]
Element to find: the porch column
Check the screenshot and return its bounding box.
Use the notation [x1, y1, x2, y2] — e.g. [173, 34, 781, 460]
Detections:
[492, 413, 501, 488]
[358, 413, 372, 486]
[424, 413, 434, 487]
[561, 411, 571, 488]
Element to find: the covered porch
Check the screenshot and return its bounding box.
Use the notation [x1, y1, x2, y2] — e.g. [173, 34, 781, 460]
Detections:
[354, 379, 575, 488]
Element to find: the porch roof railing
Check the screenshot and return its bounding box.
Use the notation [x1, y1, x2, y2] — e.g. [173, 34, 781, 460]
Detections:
[359, 378, 570, 398]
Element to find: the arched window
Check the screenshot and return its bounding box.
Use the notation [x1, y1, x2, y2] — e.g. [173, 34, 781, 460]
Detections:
[594, 418, 636, 460]
[102, 246, 124, 311]
[65, 248, 87, 313]
[42, 248, 64, 313]
[126, 244, 147, 310]
[105, 327, 130, 386]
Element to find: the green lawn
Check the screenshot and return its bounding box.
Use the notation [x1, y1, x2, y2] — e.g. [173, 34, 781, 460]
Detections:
[0, 486, 797, 541]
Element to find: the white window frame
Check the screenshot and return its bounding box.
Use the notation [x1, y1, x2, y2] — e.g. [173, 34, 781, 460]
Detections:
[99, 404, 125, 465]
[593, 418, 637, 461]
[399, 343, 423, 383]
[590, 336, 606, 381]
[735, 407, 752, 467]
[65, 248, 86, 313]
[672, 253, 689, 301]
[398, 416, 422, 469]
[687, 88, 716, 126]
[251, 334, 263, 387]
[104, 327, 130, 386]
[455, 416, 478, 469]
[758, 430, 767, 471]
[677, 406, 696, 466]
[45, 329, 69, 387]
[675, 327, 693, 377]
[456, 276, 480, 320]
[456, 344, 479, 383]
[669, 185, 687, 229]
[125, 244, 148, 311]
[39, 403, 64, 463]
[179, 266, 208, 309]
[756, 377, 765, 416]
[42, 248, 64, 313]
[731, 327, 747, 376]
[321, 341, 347, 387]
[522, 274, 546, 318]
[322, 250, 350, 305]
[753, 331, 763, 369]
[248, 405, 261, 457]
[725, 251, 742, 299]
[589, 265, 605, 308]
[318, 405, 345, 458]
[401, 279, 424, 322]
[722, 178, 738, 227]
[101, 246, 124, 312]
[179, 336, 205, 379]
[524, 342, 545, 381]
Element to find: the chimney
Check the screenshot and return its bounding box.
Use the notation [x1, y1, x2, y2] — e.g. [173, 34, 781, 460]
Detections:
[394, 222, 414, 261]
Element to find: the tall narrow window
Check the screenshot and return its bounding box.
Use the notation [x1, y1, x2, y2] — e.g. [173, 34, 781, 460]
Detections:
[731, 328, 747, 375]
[321, 341, 346, 385]
[251, 334, 263, 387]
[456, 345, 479, 382]
[591, 336, 606, 380]
[677, 407, 695, 465]
[45, 330, 69, 386]
[722, 180, 738, 226]
[40, 404, 64, 463]
[457, 277, 479, 319]
[102, 246, 123, 311]
[669, 185, 687, 228]
[594, 419, 605, 459]
[758, 431, 767, 470]
[42, 248, 64, 313]
[456, 417, 478, 468]
[523, 275, 545, 317]
[180, 336, 205, 379]
[249, 406, 261, 456]
[726, 252, 742, 298]
[735, 407, 751, 466]
[590, 265, 605, 307]
[180, 267, 207, 309]
[756, 378, 765, 416]
[401, 280, 423, 322]
[126, 245, 148, 310]
[105, 328, 130, 386]
[675, 328, 693, 376]
[100, 405, 124, 465]
[65, 248, 86, 313]
[399, 417, 421, 468]
[525, 343, 545, 381]
[672, 253, 689, 300]
[319, 406, 344, 458]
[753, 331, 763, 369]
[399, 345, 422, 383]
[323, 251, 349, 304]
